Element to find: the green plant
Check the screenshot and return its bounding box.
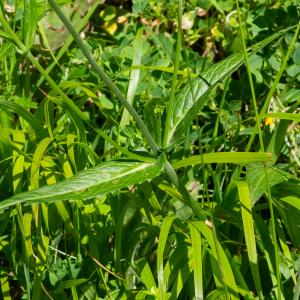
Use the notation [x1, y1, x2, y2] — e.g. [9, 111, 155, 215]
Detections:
[0, 0, 300, 299]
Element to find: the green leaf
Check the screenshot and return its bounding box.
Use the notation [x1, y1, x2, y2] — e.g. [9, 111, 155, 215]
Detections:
[30, 137, 53, 189]
[172, 152, 271, 169]
[276, 199, 300, 247]
[157, 215, 176, 298]
[135, 258, 157, 291]
[246, 164, 291, 204]
[0, 156, 165, 211]
[166, 29, 292, 145]
[279, 196, 300, 210]
[236, 181, 263, 299]
[192, 221, 239, 300]
[120, 28, 143, 126]
[23, 0, 38, 49]
[188, 223, 203, 300]
[0, 100, 47, 140]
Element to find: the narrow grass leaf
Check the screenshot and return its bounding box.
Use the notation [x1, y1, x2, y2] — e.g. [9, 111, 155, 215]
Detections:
[236, 181, 263, 299]
[157, 215, 176, 298]
[170, 261, 192, 299]
[120, 28, 143, 126]
[266, 120, 290, 165]
[0, 100, 47, 139]
[30, 137, 52, 189]
[188, 222, 203, 300]
[0, 156, 165, 211]
[279, 196, 300, 210]
[193, 221, 239, 300]
[172, 152, 271, 169]
[135, 258, 157, 291]
[12, 131, 25, 193]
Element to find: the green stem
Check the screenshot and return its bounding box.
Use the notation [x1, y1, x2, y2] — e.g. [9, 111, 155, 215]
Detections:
[236, 2, 280, 299]
[48, 0, 160, 155]
[245, 18, 300, 152]
[163, 0, 182, 147]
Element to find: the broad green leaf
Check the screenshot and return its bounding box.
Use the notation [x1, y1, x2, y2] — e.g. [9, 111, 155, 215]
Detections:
[172, 152, 271, 169]
[246, 164, 291, 204]
[264, 112, 300, 122]
[166, 29, 291, 145]
[236, 181, 263, 299]
[0, 156, 165, 211]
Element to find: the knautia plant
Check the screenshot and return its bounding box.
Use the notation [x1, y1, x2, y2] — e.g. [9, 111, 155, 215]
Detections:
[0, 0, 299, 299]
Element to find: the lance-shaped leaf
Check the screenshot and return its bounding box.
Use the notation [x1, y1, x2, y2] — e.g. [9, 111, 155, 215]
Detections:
[0, 156, 165, 211]
[166, 29, 292, 145]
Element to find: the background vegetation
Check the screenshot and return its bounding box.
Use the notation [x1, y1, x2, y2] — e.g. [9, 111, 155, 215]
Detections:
[0, 0, 300, 299]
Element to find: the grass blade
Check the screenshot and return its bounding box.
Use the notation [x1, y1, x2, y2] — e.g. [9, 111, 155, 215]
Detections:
[189, 222, 203, 300]
[172, 152, 271, 169]
[157, 215, 176, 298]
[193, 221, 239, 300]
[120, 28, 143, 127]
[236, 181, 263, 299]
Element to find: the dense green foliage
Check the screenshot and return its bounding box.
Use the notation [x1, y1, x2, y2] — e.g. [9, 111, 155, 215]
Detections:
[0, 0, 300, 299]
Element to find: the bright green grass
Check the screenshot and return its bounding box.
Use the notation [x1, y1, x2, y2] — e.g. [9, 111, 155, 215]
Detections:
[0, 1, 299, 299]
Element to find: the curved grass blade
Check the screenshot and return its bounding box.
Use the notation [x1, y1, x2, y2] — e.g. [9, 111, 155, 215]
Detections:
[192, 221, 239, 300]
[188, 222, 203, 300]
[0, 100, 47, 139]
[157, 215, 176, 298]
[135, 258, 157, 291]
[172, 152, 271, 169]
[120, 28, 143, 126]
[166, 28, 294, 145]
[30, 137, 53, 189]
[236, 181, 263, 299]
[0, 156, 165, 212]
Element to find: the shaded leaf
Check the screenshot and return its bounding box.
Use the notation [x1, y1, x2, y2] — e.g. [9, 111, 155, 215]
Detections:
[246, 164, 291, 204]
